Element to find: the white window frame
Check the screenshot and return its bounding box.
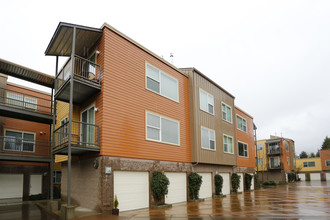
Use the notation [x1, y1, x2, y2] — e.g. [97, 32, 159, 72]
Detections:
[287, 157, 290, 165]
[145, 63, 179, 102]
[80, 104, 96, 145]
[222, 102, 232, 123]
[238, 141, 248, 157]
[257, 144, 263, 151]
[269, 157, 280, 168]
[236, 114, 247, 132]
[199, 89, 214, 115]
[6, 92, 37, 110]
[303, 161, 315, 167]
[53, 171, 62, 184]
[146, 111, 180, 146]
[60, 117, 68, 140]
[257, 158, 264, 165]
[326, 160, 330, 167]
[286, 143, 289, 152]
[4, 129, 35, 152]
[201, 126, 216, 151]
[223, 134, 234, 154]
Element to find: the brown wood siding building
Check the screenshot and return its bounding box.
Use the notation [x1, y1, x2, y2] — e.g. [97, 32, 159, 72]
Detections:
[181, 68, 236, 165]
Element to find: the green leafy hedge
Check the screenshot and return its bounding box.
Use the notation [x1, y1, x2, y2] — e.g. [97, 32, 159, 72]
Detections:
[231, 173, 241, 193]
[263, 180, 277, 186]
[214, 174, 223, 195]
[151, 171, 169, 204]
[244, 173, 253, 190]
[288, 173, 297, 182]
[189, 172, 202, 200]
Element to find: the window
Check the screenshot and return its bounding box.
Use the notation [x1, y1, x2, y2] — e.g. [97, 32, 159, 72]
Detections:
[303, 161, 315, 167]
[60, 117, 68, 139]
[199, 89, 214, 114]
[53, 171, 61, 184]
[238, 142, 248, 157]
[146, 112, 179, 145]
[326, 160, 330, 167]
[269, 157, 280, 168]
[201, 127, 215, 150]
[4, 130, 35, 152]
[257, 144, 263, 151]
[222, 103, 232, 123]
[146, 63, 178, 102]
[236, 115, 247, 132]
[6, 92, 37, 110]
[286, 143, 289, 152]
[287, 157, 290, 165]
[257, 158, 264, 165]
[223, 135, 233, 153]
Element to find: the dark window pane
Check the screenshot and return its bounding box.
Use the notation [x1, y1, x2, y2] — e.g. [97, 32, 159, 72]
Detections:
[147, 77, 160, 93]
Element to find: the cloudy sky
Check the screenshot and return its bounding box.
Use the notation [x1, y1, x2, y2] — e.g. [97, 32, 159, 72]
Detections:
[1, 0, 329, 155]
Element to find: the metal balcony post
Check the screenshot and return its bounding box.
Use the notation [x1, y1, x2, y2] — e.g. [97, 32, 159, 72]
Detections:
[67, 27, 76, 206]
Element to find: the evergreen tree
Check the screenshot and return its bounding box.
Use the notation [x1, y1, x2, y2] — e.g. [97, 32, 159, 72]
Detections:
[321, 136, 330, 150]
[316, 149, 320, 157]
[310, 152, 315, 158]
[299, 151, 308, 158]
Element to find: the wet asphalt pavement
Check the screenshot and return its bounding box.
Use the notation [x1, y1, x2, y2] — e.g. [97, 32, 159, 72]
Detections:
[0, 181, 329, 220]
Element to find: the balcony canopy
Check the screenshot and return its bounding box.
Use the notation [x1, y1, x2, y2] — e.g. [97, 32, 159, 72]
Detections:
[0, 58, 54, 88]
[266, 139, 281, 144]
[45, 22, 103, 57]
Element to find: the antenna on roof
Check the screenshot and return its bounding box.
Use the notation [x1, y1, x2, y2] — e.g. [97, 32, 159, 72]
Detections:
[170, 53, 174, 64]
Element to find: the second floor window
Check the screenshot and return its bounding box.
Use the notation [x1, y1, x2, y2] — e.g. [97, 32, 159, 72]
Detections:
[60, 118, 68, 139]
[223, 135, 233, 153]
[326, 160, 330, 167]
[146, 64, 178, 102]
[303, 161, 315, 167]
[6, 92, 37, 110]
[238, 142, 248, 157]
[286, 143, 289, 152]
[287, 157, 290, 165]
[199, 89, 214, 114]
[53, 171, 62, 184]
[222, 103, 232, 123]
[257, 158, 264, 165]
[236, 115, 247, 132]
[257, 144, 263, 151]
[4, 130, 35, 152]
[201, 127, 215, 150]
[146, 112, 179, 145]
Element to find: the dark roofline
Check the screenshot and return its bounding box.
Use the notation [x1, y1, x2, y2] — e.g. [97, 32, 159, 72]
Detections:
[180, 67, 235, 99]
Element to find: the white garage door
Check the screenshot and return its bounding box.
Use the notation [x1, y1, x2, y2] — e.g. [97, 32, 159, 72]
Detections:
[298, 173, 306, 181]
[219, 173, 230, 195]
[114, 171, 149, 211]
[165, 172, 186, 204]
[198, 173, 212, 199]
[326, 173, 330, 181]
[249, 173, 255, 190]
[310, 173, 320, 180]
[237, 173, 244, 192]
[0, 174, 23, 199]
[30, 174, 42, 195]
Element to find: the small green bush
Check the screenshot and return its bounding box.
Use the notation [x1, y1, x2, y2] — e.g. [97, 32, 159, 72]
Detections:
[113, 195, 119, 209]
[245, 173, 253, 190]
[231, 173, 241, 193]
[288, 173, 296, 182]
[151, 171, 169, 204]
[214, 174, 223, 195]
[29, 193, 47, 201]
[263, 180, 277, 186]
[189, 172, 202, 200]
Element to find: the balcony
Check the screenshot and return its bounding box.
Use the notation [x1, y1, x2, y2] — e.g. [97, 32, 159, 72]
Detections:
[268, 162, 283, 170]
[53, 120, 100, 155]
[267, 147, 282, 156]
[55, 55, 101, 105]
[0, 136, 50, 162]
[0, 87, 53, 124]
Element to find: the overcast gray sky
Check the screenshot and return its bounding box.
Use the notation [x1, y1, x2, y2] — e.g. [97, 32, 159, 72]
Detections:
[1, 0, 329, 155]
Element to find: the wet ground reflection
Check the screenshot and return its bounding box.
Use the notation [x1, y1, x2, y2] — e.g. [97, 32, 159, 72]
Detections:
[0, 203, 59, 220]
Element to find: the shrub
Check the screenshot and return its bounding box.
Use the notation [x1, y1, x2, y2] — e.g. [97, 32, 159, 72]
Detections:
[151, 171, 169, 204]
[245, 173, 253, 190]
[214, 174, 223, 195]
[188, 172, 202, 200]
[113, 195, 119, 209]
[53, 186, 61, 199]
[231, 173, 241, 193]
[288, 173, 296, 182]
[263, 180, 277, 186]
[29, 193, 47, 201]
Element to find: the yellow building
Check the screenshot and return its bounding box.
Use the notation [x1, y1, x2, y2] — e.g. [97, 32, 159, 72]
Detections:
[256, 140, 267, 171]
[296, 158, 322, 172]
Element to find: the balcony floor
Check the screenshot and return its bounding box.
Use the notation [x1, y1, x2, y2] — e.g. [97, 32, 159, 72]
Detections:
[53, 144, 100, 156]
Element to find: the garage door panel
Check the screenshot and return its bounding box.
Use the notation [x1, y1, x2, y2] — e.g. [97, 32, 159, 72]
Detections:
[249, 173, 255, 190]
[165, 172, 186, 204]
[30, 174, 42, 195]
[298, 173, 306, 181]
[198, 173, 212, 199]
[326, 173, 330, 181]
[237, 173, 244, 192]
[219, 173, 230, 195]
[0, 174, 23, 199]
[114, 171, 149, 211]
[310, 173, 320, 180]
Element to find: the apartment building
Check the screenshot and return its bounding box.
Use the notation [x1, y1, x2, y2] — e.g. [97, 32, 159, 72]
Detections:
[0, 69, 53, 201]
[234, 106, 256, 191]
[256, 136, 295, 183]
[180, 67, 237, 196]
[45, 22, 192, 212]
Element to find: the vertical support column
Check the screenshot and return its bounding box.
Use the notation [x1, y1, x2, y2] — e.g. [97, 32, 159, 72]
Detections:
[50, 56, 59, 200]
[67, 27, 76, 206]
